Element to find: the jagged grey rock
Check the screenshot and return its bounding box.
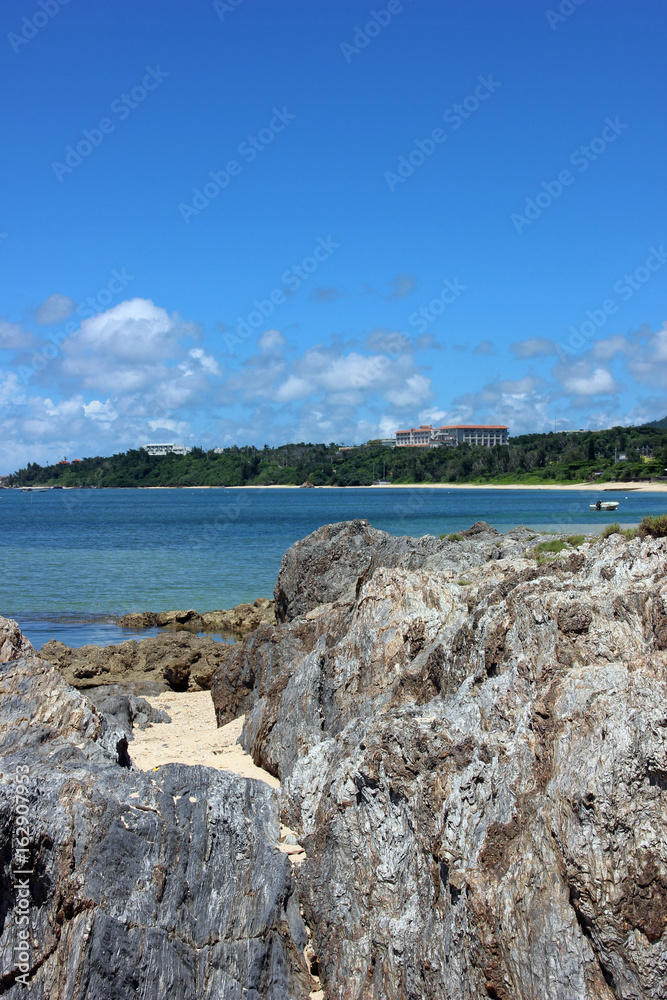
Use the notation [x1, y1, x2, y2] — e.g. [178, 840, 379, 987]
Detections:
[272, 517, 552, 623]
[88, 687, 172, 738]
[211, 520, 667, 999]
[0, 640, 312, 999]
[0, 616, 35, 663]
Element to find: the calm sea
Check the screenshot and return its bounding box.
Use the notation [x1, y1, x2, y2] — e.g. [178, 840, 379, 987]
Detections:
[2, 486, 665, 649]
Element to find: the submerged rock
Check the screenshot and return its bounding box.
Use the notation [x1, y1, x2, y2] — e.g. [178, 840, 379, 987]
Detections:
[0, 634, 312, 999]
[211, 520, 667, 998]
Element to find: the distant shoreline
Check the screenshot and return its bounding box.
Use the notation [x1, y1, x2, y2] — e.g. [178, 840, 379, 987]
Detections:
[7, 480, 667, 493]
[135, 480, 667, 493]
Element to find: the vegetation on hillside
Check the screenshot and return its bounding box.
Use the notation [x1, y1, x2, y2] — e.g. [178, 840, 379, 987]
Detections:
[6, 424, 667, 489]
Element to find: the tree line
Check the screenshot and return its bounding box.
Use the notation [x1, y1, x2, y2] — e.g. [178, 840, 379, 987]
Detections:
[7, 424, 667, 489]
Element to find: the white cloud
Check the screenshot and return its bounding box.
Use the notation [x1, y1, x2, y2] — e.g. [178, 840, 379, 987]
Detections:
[0, 371, 27, 406]
[627, 322, 667, 387]
[83, 399, 118, 421]
[364, 329, 411, 354]
[258, 329, 286, 353]
[510, 337, 557, 358]
[274, 375, 312, 403]
[473, 340, 495, 356]
[187, 348, 220, 376]
[560, 365, 617, 396]
[34, 294, 77, 325]
[64, 298, 182, 366]
[384, 374, 432, 408]
[388, 272, 417, 299]
[0, 320, 33, 350]
[592, 334, 627, 360]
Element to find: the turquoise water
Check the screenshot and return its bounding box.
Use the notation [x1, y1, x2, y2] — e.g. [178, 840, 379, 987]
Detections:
[2, 486, 665, 648]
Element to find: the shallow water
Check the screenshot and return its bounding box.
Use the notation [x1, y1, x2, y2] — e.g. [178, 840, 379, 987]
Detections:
[2, 485, 664, 647]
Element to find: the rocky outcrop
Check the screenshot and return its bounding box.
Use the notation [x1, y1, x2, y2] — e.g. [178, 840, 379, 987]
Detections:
[0, 633, 312, 999]
[0, 616, 35, 662]
[272, 518, 527, 623]
[211, 520, 667, 999]
[41, 630, 234, 692]
[116, 598, 275, 636]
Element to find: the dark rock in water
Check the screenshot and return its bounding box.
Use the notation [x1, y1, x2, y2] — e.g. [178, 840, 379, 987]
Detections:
[200, 601, 276, 636]
[41, 631, 234, 692]
[114, 610, 159, 628]
[212, 523, 667, 998]
[0, 639, 312, 999]
[155, 608, 204, 629]
[116, 599, 276, 637]
[459, 518, 498, 536]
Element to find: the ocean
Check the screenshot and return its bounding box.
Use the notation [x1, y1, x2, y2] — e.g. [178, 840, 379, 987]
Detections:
[2, 485, 665, 649]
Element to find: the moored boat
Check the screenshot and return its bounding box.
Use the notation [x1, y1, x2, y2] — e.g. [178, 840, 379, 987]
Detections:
[589, 500, 619, 511]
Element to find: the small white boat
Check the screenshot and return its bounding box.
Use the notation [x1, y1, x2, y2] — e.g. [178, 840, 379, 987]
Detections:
[20, 486, 51, 493]
[589, 500, 619, 511]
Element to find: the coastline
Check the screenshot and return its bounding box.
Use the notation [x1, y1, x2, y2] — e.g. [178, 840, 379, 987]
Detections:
[225, 481, 667, 493]
[127, 480, 667, 493]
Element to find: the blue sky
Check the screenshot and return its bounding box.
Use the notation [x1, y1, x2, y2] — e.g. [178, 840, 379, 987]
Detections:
[0, 0, 665, 472]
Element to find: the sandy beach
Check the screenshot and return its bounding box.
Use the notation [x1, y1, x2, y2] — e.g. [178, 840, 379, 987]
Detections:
[121, 479, 667, 493]
[129, 690, 279, 788]
[223, 481, 667, 492]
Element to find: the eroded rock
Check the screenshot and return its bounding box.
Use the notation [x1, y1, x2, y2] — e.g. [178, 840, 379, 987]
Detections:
[0, 616, 35, 662]
[116, 598, 276, 637]
[41, 630, 234, 692]
[211, 523, 667, 999]
[0, 636, 312, 999]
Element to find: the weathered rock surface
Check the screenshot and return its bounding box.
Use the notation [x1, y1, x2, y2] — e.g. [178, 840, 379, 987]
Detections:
[87, 685, 172, 737]
[272, 518, 542, 623]
[211, 520, 667, 999]
[116, 598, 276, 636]
[0, 616, 35, 663]
[41, 630, 235, 692]
[0, 629, 312, 999]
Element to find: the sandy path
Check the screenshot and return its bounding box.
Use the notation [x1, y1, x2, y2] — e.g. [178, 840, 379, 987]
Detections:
[129, 690, 279, 788]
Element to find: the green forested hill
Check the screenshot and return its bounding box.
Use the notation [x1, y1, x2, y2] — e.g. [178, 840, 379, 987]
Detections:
[7, 425, 667, 488]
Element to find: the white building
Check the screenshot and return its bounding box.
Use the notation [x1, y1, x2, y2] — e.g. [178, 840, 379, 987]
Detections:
[142, 443, 191, 456]
[395, 425, 508, 448]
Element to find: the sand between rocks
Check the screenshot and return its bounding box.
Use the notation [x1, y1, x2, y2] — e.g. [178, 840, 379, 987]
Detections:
[128, 690, 279, 788]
